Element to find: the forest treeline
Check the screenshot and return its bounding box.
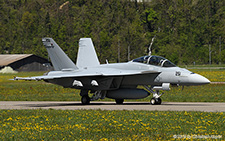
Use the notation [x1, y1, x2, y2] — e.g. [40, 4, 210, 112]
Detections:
[0, 0, 225, 65]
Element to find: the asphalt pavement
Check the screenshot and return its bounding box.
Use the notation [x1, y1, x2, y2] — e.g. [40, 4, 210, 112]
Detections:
[0, 101, 224, 112]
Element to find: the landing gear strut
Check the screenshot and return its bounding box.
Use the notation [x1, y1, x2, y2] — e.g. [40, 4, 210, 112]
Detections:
[144, 85, 164, 105]
[80, 90, 106, 105]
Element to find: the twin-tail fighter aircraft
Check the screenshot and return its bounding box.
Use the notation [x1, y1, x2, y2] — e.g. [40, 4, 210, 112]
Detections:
[14, 38, 210, 105]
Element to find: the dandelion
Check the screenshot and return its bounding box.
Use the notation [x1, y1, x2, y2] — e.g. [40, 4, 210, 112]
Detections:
[7, 117, 13, 121]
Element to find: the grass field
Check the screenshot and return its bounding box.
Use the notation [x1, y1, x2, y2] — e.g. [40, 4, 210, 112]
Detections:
[191, 69, 225, 82]
[0, 70, 225, 102]
[0, 109, 224, 140]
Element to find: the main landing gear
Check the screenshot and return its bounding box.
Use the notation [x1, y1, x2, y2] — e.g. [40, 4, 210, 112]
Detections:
[80, 90, 90, 105]
[81, 95, 90, 105]
[115, 99, 124, 104]
[80, 90, 106, 105]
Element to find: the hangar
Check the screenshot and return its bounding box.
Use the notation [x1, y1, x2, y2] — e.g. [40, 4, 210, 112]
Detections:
[0, 54, 52, 72]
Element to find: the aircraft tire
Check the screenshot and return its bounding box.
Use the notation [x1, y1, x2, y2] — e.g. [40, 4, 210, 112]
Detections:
[81, 96, 90, 105]
[115, 99, 124, 104]
[150, 98, 156, 105]
[156, 98, 162, 105]
[150, 98, 162, 105]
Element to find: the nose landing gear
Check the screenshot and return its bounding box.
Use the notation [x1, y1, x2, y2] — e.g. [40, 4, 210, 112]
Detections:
[150, 97, 162, 105]
[144, 85, 166, 105]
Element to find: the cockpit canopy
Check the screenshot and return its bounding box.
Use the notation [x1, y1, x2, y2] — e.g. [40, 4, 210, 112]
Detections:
[132, 55, 176, 67]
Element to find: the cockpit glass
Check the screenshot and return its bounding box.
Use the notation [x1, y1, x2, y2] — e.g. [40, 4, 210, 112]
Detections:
[132, 55, 176, 67]
[132, 56, 149, 63]
[162, 60, 176, 67]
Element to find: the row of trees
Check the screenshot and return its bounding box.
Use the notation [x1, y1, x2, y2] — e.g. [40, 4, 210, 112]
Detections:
[0, 0, 225, 65]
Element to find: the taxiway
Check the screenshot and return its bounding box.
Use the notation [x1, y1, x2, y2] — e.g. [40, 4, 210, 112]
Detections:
[0, 101, 224, 112]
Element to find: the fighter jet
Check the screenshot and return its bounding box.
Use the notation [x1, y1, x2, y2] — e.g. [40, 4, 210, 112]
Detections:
[14, 37, 210, 105]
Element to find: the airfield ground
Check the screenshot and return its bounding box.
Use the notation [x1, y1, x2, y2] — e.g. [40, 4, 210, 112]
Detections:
[0, 101, 225, 112]
[0, 109, 224, 140]
[0, 69, 224, 140]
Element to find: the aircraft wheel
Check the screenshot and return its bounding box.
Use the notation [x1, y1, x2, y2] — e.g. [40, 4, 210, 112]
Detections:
[81, 96, 90, 105]
[156, 98, 162, 105]
[150, 98, 162, 105]
[150, 98, 156, 105]
[115, 99, 124, 104]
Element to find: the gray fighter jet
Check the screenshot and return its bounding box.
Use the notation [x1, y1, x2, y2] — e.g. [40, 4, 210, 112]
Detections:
[14, 38, 210, 105]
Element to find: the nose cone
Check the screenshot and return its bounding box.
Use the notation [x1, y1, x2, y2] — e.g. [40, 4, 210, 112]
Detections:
[189, 74, 210, 85]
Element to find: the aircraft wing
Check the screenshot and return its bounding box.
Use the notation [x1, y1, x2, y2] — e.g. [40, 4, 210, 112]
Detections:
[13, 68, 160, 81]
[13, 70, 102, 81]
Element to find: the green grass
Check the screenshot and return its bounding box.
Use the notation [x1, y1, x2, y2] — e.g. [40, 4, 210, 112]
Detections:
[0, 72, 225, 102]
[0, 81, 79, 101]
[0, 109, 224, 140]
[158, 84, 225, 102]
[191, 69, 225, 82]
[0, 72, 80, 101]
[180, 64, 225, 68]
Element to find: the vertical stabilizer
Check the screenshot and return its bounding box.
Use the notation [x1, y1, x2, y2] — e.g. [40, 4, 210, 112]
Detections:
[76, 38, 100, 68]
[42, 37, 78, 71]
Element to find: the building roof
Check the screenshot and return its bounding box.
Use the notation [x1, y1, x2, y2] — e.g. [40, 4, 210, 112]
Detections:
[0, 54, 33, 66]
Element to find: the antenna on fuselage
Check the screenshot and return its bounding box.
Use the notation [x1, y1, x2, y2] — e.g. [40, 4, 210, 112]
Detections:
[148, 35, 156, 56]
